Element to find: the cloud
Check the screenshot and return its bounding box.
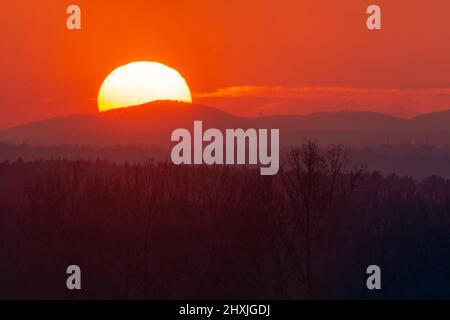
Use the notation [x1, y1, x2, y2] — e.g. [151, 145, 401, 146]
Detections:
[194, 86, 450, 118]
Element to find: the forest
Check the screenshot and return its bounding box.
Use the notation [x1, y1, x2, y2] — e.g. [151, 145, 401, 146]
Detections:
[0, 142, 449, 299]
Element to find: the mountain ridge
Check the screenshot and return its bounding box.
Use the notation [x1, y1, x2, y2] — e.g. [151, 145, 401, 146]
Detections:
[1, 101, 450, 147]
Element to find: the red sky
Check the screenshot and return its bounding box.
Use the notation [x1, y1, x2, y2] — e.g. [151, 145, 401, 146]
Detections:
[0, 0, 449, 128]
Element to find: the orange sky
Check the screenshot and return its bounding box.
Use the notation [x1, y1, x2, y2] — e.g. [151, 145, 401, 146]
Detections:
[0, 0, 449, 128]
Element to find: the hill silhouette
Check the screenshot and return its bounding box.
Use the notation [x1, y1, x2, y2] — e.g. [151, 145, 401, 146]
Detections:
[1, 101, 450, 147]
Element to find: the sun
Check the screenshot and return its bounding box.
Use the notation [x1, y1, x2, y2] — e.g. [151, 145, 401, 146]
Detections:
[98, 61, 192, 112]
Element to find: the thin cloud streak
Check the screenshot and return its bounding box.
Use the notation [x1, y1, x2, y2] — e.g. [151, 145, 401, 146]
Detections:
[194, 86, 450, 118]
[195, 86, 450, 98]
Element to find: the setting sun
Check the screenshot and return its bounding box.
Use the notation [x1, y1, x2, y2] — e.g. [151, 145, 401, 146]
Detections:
[98, 61, 192, 112]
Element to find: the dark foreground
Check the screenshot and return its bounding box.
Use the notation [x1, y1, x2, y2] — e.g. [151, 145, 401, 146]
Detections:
[1, 143, 450, 299]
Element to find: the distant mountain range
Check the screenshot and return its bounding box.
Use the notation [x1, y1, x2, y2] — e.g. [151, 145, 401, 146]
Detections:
[1, 101, 450, 147]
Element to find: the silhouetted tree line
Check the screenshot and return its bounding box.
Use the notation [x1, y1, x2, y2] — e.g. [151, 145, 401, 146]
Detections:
[3, 141, 450, 179]
[0, 142, 166, 163]
[0, 142, 450, 299]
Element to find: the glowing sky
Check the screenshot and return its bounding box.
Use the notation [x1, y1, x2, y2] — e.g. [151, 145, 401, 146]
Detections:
[0, 0, 449, 128]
